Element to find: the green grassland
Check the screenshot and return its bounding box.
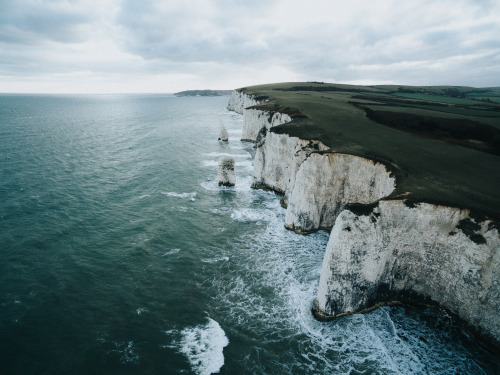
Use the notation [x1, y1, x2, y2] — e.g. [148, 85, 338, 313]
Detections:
[392, 93, 482, 105]
[238, 82, 500, 219]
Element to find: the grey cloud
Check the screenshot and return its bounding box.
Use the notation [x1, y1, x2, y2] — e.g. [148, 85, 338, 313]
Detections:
[115, 0, 279, 64]
[421, 30, 460, 47]
[0, 1, 92, 44]
[0, 0, 499, 91]
[115, 0, 497, 78]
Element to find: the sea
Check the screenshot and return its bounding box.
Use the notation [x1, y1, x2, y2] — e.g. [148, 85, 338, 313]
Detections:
[0, 94, 498, 374]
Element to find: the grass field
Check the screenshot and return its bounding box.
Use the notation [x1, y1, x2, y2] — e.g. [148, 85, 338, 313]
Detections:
[392, 93, 480, 105]
[239, 82, 500, 219]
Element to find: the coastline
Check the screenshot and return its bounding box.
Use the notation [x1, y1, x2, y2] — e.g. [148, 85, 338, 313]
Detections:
[227, 86, 500, 353]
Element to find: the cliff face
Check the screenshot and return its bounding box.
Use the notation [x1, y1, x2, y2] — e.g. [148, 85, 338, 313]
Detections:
[249, 118, 394, 233]
[227, 90, 261, 114]
[241, 108, 292, 143]
[284, 153, 395, 233]
[227, 90, 500, 348]
[227, 90, 291, 142]
[252, 131, 328, 196]
[313, 200, 500, 344]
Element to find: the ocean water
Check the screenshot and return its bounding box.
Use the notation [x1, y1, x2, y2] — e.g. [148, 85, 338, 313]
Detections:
[0, 94, 498, 374]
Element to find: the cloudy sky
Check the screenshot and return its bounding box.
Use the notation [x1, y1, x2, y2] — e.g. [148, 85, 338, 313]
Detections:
[1, 0, 499, 93]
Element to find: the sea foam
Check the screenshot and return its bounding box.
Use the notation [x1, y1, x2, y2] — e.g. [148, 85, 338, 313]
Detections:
[201, 256, 229, 264]
[161, 191, 197, 199]
[203, 151, 251, 159]
[179, 318, 229, 375]
[231, 208, 275, 223]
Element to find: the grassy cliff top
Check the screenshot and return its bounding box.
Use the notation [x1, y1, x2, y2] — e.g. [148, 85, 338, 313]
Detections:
[238, 82, 500, 219]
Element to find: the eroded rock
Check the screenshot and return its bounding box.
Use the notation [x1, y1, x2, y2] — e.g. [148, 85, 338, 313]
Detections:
[218, 157, 235, 187]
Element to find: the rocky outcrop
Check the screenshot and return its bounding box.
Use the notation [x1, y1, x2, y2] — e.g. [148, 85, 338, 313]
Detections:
[218, 157, 235, 186]
[313, 200, 500, 347]
[218, 120, 228, 141]
[284, 153, 395, 233]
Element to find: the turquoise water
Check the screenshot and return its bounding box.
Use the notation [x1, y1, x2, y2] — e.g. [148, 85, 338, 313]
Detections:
[0, 94, 498, 374]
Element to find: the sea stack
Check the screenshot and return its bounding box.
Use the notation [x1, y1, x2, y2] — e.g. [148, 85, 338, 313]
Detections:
[218, 120, 229, 141]
[218, 157, 235, 186]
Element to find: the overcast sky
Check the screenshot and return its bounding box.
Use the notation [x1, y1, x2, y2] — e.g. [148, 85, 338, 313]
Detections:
[1, 0, 499, 93]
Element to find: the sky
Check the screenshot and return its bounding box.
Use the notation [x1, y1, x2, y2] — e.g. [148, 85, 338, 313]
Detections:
[0, 0, 499, 93]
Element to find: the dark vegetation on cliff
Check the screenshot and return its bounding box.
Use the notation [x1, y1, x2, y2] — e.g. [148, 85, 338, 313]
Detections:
[238, 82, 500, 219]
[362, 108, 500, 156]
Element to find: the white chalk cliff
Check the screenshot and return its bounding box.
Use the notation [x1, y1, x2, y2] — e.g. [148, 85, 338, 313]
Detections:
[252, 131, 329, 197]
[227, 90, 291, 143]
[314, 201, 500, 345]
[227, 89, 500, 348]
[227, 90, 261, 114]
[284, 153, 395, 233]
[241, 108, 292, 143]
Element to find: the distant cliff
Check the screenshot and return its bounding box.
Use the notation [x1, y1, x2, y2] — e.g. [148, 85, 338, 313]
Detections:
[227, 88, 500, 352]
[174, 89, 232, 97]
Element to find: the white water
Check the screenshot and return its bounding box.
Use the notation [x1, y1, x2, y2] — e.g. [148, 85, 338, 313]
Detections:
[179, 318, 229, 375]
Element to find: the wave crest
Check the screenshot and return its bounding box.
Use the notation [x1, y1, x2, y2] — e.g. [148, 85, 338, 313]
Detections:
[179, 318, 229, 375]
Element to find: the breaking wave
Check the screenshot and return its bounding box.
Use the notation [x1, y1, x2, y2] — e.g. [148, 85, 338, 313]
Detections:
[230, 208, 276, 224]
[179, 318, 229, 375]
[203, 151, 251, 159]
[161, 191, 197, 199]
[201, 256, 229, 264]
